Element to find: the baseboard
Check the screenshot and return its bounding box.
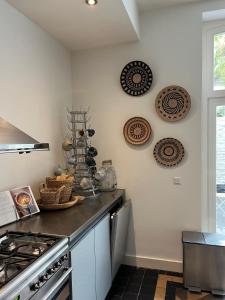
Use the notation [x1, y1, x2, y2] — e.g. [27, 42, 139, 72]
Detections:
[124, 255, 183, 273]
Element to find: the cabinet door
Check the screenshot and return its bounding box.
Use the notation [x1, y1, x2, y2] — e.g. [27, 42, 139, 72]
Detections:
[71, 229, 96, 300]
[95, 214, 112, 300]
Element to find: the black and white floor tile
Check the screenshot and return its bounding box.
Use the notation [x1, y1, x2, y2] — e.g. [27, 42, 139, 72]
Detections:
[106, 265, 224, 300]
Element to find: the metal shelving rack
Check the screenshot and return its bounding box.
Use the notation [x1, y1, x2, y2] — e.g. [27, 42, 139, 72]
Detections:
[66, 109, 97, 197]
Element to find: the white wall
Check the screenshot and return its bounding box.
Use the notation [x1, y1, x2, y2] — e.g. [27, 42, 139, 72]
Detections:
[72, 0, 225, 271]
[0, 1, 72, 196]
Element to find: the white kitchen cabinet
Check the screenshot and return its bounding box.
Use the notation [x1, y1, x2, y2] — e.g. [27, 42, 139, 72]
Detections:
[71, 228, 96, 300]
[71, 214, 112, 300]
[95, 214, 112, 300]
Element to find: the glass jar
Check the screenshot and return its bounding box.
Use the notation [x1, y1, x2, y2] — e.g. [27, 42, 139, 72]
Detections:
[99, 160, 117, 191]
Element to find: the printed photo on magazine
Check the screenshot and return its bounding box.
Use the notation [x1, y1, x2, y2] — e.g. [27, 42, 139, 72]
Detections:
[10, 186, 39, 219]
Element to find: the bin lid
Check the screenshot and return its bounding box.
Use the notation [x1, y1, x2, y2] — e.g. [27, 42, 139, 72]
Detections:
[182, 231, 205, 244]
[203, 233, 225, 246]
[182, 231, 225, 246]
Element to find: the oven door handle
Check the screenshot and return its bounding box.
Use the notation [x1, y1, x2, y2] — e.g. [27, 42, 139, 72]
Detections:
[43, 267, 72, 300]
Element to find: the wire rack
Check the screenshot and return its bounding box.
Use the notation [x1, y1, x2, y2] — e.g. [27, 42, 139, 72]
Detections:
[64, 108, 98, 197]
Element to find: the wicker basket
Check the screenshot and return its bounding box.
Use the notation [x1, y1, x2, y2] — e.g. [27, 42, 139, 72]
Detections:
[39, 184, 65, 205]
[46, 176, 74, 204]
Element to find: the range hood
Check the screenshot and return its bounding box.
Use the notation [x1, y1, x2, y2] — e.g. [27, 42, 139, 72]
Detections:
[0, 117, 49, 154]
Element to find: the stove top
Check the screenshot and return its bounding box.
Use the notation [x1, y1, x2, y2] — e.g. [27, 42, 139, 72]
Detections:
[0, 231, 60, 289]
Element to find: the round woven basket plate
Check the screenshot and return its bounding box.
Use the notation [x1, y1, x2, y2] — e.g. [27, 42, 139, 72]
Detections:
[153, 138, 185, 167]
[120, 61, 153, 96]
[37, 196, 85, 210]
[123, 117, 151, 145]
[155, 85, 191, 122]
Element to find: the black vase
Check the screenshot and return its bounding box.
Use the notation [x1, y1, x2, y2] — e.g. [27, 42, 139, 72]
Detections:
[86, 156, 96, 167]
[88, 147, 98, 157]
[87, 129, 95, 137]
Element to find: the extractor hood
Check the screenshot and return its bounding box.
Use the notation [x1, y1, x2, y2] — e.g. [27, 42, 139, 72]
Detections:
[0, 117, 49, 154]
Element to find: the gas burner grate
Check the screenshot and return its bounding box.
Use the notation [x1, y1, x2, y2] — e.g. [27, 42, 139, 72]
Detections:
[0, 231, 61, 288]
[0, 255, 35, 288]
[0, 232, 58, 257]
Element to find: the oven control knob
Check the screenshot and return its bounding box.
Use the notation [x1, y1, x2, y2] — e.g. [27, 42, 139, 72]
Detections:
[31, 282, 40, 291]
[40, 275, 48, 283]
[62, 254, 68, 261]
[53, 265, 58, 272]
[45, 273, 51, 279]
[56, 261, 62, 268]
[43, 274, 48, 280]
[47, 268, 54, 275]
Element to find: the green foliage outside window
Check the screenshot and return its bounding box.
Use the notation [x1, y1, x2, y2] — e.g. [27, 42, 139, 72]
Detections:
[214, 32, 225, 88]
[216, 106, 225, 117]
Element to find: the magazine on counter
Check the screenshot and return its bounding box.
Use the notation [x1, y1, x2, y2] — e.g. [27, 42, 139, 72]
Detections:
[0, 186, 39, 227]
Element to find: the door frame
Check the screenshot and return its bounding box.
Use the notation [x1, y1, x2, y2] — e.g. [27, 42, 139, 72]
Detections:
[202, 21, 225, 232]
[207, 98, 225, 232]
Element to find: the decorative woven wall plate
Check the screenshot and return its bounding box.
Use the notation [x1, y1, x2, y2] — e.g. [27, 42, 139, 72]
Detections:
[123, 117, 151, 145]
[153, 138, 185, 167]
[120, 61, 153, 96]
[155, 85, 191, 122]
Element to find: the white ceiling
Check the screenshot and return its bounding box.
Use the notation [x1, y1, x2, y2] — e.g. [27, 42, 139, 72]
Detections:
[7, 0, 206, 51]
[137, 0, 202, 12]
[7, 0, 139, 51]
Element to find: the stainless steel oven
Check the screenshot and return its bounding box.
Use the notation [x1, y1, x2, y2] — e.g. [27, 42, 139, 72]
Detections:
[53, 278, 71, 300]
[0, 234, 71, 300]
[32, 265, 72, 300]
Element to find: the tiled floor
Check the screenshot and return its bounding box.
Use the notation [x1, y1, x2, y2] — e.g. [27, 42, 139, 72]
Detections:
[106, 265, 224, 300]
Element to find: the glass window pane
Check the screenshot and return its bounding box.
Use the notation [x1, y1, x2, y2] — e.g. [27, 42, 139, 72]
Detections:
[216, 105, 225, 233]
[214, 32, 225, 91]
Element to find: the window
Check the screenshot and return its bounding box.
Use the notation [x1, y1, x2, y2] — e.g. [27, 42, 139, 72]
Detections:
[214, 31, 225, 91]
[216, 105, 225, 233]
[205, 24, 225, 97]
[202, 21, 225, 233]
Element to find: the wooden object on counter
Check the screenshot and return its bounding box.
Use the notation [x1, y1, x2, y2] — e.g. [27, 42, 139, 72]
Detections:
[39, 184, 65, 205]
[37, 195, 84, 210]
[46, 175, 74, 203]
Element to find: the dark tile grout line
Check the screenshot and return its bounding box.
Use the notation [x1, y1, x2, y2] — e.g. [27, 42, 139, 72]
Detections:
[107, 265, 183, 300]
[136, 269, 146, 299]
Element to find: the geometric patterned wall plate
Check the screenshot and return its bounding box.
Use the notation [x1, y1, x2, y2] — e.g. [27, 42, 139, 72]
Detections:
[120, 61, 153, 96]
[123, 117, 152, 145]
[153, 138, 185, 167]
[155, 85, 191, 122]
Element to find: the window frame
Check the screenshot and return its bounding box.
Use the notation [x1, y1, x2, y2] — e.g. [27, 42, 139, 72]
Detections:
[208, 97, 225, 232]
[206, 24, 225, 98]
[202, 20, 225, 233]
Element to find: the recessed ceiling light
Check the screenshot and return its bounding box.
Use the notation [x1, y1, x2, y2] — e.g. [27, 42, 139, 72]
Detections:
[85, 0, 98, 6]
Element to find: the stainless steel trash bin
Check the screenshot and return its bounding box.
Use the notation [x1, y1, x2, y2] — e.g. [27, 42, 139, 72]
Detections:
[183, 231, 225, 295]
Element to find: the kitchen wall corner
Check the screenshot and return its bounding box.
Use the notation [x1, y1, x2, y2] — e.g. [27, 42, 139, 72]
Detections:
[0, 1, 73, 196]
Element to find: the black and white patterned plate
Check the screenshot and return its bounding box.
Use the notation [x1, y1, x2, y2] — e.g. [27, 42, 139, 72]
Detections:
[120, 61, 153, 96]
[153, 138, 185, 167]
[155, 85, 191, 121]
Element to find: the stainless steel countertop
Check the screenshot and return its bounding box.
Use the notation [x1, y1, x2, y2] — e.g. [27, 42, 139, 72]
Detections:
[0, 189, 125, 247]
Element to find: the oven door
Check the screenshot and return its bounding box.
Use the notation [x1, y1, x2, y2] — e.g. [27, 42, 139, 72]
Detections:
[32, 267, 72, 300]
[45, 267, 72, 300]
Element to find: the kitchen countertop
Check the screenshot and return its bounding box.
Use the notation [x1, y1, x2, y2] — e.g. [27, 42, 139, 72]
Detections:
[0, 189, 125, 247]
